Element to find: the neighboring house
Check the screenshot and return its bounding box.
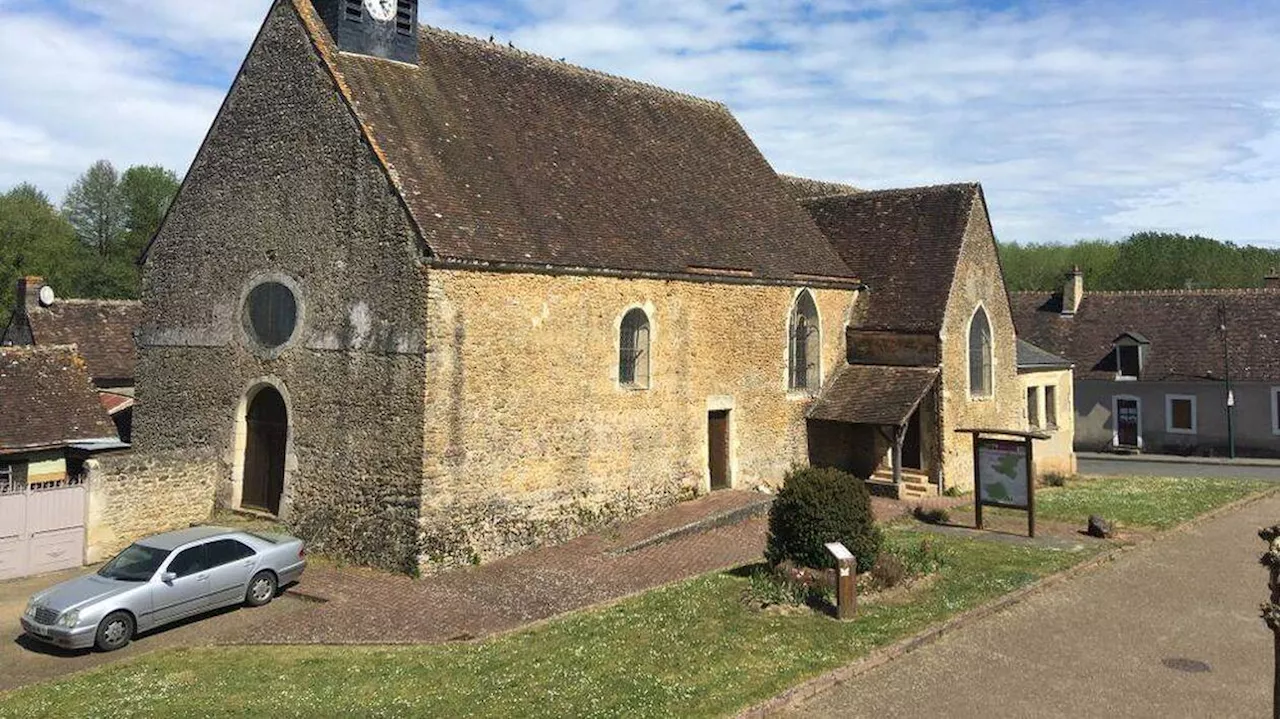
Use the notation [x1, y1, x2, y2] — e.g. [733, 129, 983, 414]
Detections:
[1013, 269, 1280, 458]
[97, 0, 1051, 575]
[2, 277, 142, 443]
[0, 345, 123, 581]
[1016, 339, 1077, 476]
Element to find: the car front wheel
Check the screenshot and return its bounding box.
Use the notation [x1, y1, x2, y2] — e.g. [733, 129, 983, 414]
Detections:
[95, 611, 134, 652]
[245, 571, 277, 607]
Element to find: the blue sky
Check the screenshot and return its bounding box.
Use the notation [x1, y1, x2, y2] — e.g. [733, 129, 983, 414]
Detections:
[3, 0, 1280, 246]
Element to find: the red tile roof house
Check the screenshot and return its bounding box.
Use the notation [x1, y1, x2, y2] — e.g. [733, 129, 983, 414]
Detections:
[0, 345, 123, 580]
[2, 277, 141, 443]
[1013, 269, 1280, 458]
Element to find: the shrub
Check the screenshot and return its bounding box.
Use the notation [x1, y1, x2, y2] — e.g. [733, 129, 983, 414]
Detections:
[912, 506, 950, 525]
[943, 486, 963, 498]
[869, 552, 908, 589]
[896, 536, 949, 576]
[765, 466, 882, 573]
[1044, 472, 1070, 488]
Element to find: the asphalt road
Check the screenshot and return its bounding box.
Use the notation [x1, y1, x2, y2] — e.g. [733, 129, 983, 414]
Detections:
[0, 566, 306, 693]
[783, 492, 1280, 718]
[1080, 456, 1280, 481]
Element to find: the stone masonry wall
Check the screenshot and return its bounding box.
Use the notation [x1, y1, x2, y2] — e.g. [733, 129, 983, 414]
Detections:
[134, 2, 427, 573]
[85, 451, 219, 563]
[1019, 367, 1077, 477]
[938, 195, 1025, 491]
[420, 267, 858, 570]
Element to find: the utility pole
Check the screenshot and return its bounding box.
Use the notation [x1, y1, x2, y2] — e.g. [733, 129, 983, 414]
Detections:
[1219, 303, 1237, 459]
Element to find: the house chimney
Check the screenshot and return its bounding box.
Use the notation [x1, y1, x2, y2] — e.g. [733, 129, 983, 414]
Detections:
[18, 276, 44, 310]
[1062, 267, 1084, 316]
[1266, 269, 1280, 289]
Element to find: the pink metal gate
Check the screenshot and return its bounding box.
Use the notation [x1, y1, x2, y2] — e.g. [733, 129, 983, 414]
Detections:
[0, 474, 86, 581]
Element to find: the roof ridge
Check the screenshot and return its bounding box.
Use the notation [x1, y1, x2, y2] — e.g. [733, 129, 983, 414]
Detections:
[1014, 288, 1280, 297]
[48, 299, 142, 307]
[421, 25, 729, 113]
[803, 182, 980, 202]
[0, 344, 81, 357]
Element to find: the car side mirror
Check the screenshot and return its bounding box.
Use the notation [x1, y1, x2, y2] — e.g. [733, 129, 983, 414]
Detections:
[160, 572, 177, 584]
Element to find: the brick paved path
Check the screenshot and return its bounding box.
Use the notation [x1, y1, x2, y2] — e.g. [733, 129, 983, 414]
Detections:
[223, 490, 941, 646]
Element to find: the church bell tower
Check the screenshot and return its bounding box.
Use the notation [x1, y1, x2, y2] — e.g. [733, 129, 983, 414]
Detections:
[317, 0, 419, 64]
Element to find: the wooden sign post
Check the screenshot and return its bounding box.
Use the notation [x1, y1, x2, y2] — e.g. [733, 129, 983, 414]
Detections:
[957, 428, 1048, 539]
[826, 542, 857, 620]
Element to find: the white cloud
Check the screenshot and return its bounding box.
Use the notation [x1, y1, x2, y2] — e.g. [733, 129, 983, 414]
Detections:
[3, 0, 1280, 247]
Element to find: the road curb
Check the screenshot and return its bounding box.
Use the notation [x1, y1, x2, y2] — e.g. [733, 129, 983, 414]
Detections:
[1078, 452, 1280, 469]
[736, 485, 1280, 718]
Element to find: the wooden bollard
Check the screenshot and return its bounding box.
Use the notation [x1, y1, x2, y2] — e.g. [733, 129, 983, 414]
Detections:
[826, 542, 857, 620]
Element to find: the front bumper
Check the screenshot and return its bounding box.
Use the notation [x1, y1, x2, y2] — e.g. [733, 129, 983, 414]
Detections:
[20, 616, 97, 650]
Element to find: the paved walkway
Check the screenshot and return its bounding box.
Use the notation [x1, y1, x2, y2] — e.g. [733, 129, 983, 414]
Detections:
[225, 491, 777, 644]
[782, 492, 1280, 718]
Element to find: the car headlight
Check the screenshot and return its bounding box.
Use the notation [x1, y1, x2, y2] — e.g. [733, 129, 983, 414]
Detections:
[23, 601, 38, 619]
[57, 609, 80, 628]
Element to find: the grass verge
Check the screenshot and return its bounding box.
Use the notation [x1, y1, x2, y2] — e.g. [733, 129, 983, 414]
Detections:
[0, 531, 1098, 719]
[995, 476, 1272, 529]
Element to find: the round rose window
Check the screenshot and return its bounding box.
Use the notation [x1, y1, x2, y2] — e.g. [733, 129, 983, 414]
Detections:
[245, 282, 298, 350]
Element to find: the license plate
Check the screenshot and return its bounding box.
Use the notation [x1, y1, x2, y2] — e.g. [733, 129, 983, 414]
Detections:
[27, 624, 50, 637]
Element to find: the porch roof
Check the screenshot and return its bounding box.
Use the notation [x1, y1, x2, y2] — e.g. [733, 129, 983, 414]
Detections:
[808, 364, 939, 426]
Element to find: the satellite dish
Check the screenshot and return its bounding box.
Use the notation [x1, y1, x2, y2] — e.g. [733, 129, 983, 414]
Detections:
[38, 285, 56, 307]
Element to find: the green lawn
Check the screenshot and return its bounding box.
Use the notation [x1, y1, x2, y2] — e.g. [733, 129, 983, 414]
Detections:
[1022, 476, 1273, 529]
[0, 532, 1095, 719]
[4, 476, 1267, 718]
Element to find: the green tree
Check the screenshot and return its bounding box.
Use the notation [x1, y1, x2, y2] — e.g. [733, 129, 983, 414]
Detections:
[0, 184, 94, 315]
[119, 164, 180, 260]
[62, 160, 126, 257]
[999, 233, 1280, 291]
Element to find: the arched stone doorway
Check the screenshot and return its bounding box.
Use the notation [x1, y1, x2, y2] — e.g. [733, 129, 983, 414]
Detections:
[242, 386, 287, 515]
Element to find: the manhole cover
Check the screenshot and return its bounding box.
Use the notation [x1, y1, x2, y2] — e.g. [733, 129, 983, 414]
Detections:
[1162, 658, 1211, 673]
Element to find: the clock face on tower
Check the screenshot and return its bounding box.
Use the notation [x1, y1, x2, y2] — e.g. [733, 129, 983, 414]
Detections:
[364, 0, 396, 22]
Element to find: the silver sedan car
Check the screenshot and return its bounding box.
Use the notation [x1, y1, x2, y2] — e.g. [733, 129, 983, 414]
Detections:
[20, 526, 306, 652]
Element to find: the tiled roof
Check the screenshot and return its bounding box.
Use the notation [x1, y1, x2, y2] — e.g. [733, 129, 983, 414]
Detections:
[297, 3, 857, 283]
[26, 300, 141, 383]
[0, 346, 120, 454]
[800, 184, 980, 332]
[778, 174, 863, 201]
[1011, 289, 1280, 382]
[1016, 339, 1073, 371]
[808, 364, 939, 426]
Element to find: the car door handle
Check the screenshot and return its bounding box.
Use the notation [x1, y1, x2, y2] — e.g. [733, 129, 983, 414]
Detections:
[196, 574, 210, 582]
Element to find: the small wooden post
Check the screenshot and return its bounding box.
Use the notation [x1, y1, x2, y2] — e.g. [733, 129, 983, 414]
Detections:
[836, 556, 857, 620]
[1026, 436, 1037, 539]
[826, 542, 857, 620]
[891, 425, 904, 488]
[972, 432, 984, 531]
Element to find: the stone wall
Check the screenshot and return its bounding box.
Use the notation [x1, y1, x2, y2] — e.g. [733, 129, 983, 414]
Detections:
[85, 451, 219, 563]
[1019, 367, 1077, 477]
[420, 267, 858, 570]
[135, 3, 428, 573]
[937, 195, 1025, 490]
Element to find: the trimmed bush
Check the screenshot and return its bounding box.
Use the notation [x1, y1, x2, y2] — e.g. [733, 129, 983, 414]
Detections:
[765, 466, 882, 572]
[912, 506, 950, 525]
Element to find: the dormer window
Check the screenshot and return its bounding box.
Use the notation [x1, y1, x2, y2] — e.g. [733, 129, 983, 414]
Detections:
[1113, 332, 1148, 381]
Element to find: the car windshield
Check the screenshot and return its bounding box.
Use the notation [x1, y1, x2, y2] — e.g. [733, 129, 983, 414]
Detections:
[97, 544, 171, 582]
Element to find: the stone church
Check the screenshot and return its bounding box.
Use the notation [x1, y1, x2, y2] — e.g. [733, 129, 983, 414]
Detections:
[115, 0, 1043, 574]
